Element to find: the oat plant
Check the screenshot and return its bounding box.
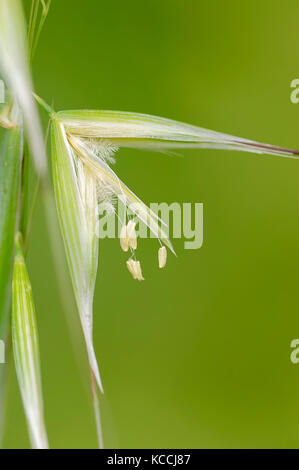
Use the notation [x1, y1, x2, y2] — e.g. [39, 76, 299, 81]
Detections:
[1, 0, 299, 449]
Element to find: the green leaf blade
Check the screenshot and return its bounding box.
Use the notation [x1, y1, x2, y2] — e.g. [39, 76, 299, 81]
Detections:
[0, 124, 22, 339]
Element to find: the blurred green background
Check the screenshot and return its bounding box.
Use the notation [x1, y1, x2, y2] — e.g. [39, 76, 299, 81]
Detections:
[3, 0, 299, 448]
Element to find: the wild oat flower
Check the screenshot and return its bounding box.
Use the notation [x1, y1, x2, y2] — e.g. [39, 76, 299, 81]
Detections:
[49, 107, 299, 397]
[3, 0, 299, 451]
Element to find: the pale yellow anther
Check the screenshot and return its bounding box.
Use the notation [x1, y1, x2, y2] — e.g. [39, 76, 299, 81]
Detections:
[127, 220, 137, 250]
[120, 220, 137, 252]
[120, 224, 129, 252]
[126, 259, 145, 281]
[135, 261, 145, 280]
[158, 246, 167, 268]
[126, 259, 138, 280]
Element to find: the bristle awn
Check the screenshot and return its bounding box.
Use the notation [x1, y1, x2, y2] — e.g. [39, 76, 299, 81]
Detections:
[12, 234, 49, 449]
[0, 0, 48, 176]
[28, 0, 51, 62]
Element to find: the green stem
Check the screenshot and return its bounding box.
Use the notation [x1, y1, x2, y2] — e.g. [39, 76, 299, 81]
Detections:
[0, 110, 23, 446]
[32, 92, 55, 116]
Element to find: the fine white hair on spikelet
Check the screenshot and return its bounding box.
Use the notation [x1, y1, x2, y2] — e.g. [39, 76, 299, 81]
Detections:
[86, 138, 119, 165]
[86, 139, 120, 208]
[96, 179, 118, 207]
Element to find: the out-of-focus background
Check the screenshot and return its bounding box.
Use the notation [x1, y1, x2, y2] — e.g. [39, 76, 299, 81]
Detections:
[3, 0, 299, 448]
